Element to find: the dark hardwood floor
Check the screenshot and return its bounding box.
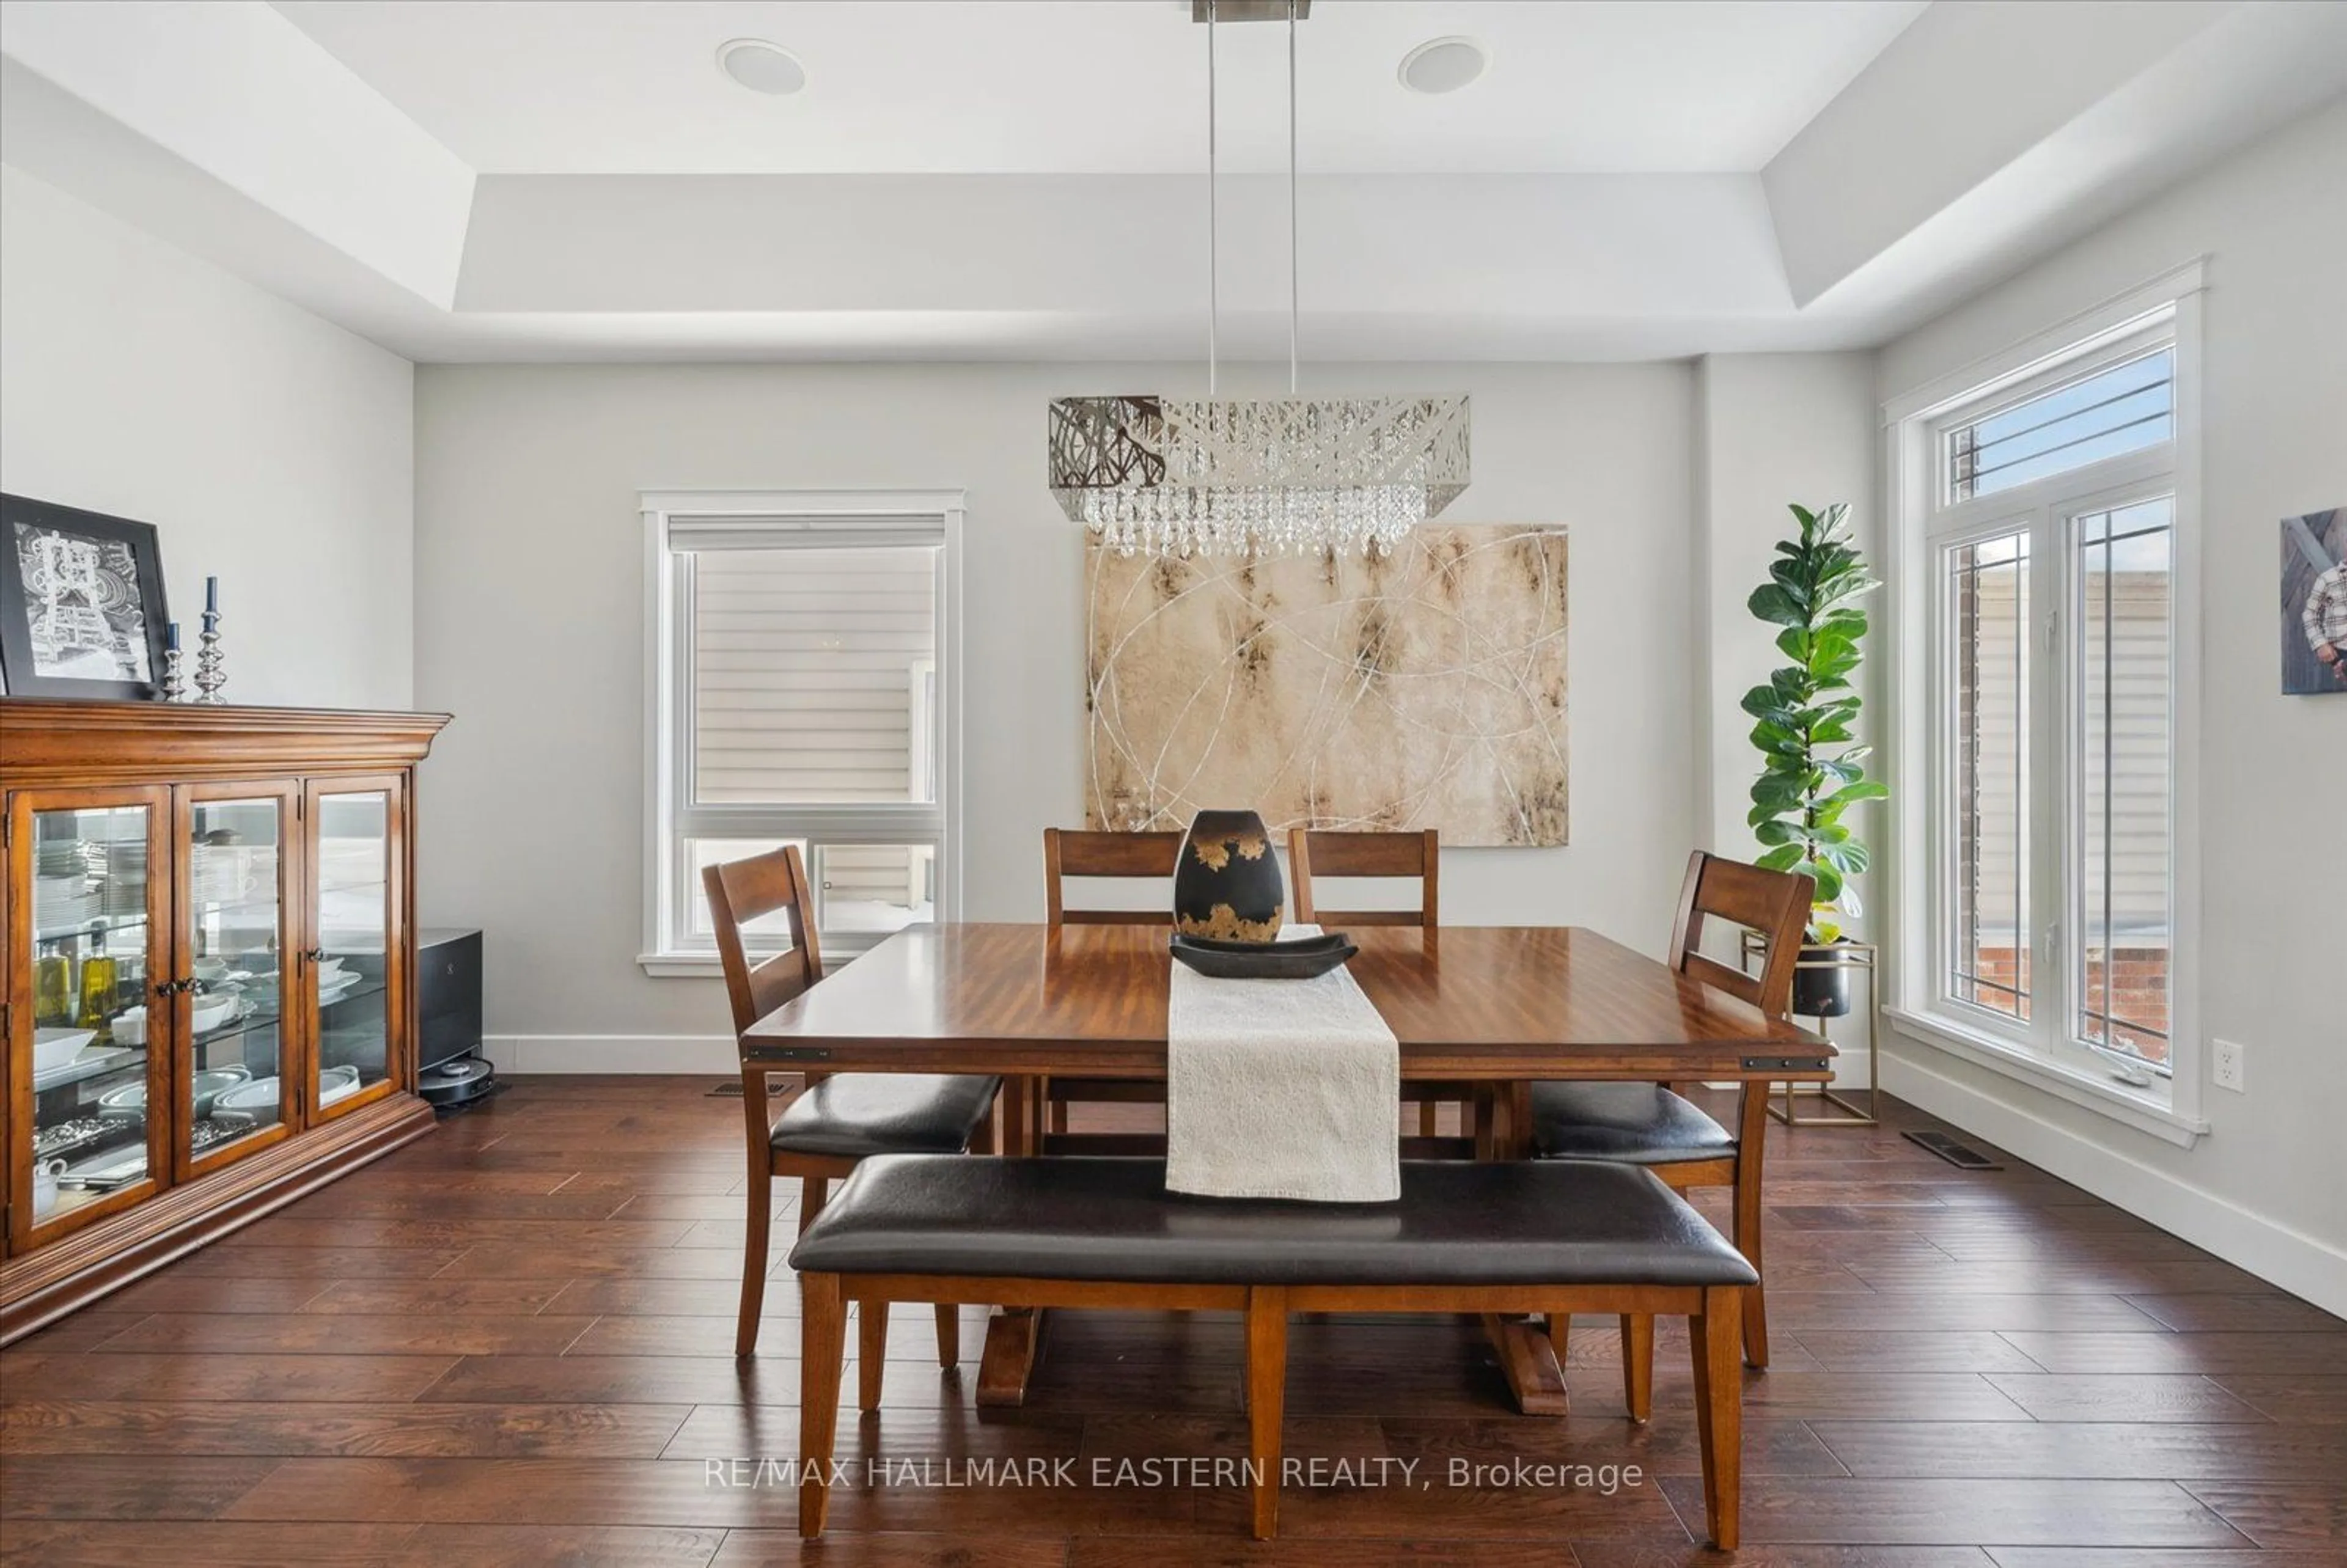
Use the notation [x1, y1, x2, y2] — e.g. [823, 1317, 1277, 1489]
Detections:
[3, 1077, 2342, 1566]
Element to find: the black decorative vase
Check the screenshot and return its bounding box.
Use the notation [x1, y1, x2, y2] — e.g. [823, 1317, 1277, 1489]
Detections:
[1174, 809, 1285, 944]
[1791, 940, 1856, 1019]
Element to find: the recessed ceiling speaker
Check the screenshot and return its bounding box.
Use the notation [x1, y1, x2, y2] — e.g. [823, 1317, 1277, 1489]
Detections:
[1399, 36, 1489, 95]
[717, 38, 807, 96]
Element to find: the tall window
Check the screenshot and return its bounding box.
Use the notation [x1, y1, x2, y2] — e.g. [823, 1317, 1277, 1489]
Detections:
[1924, 323, 2181, 1081]
[644, 494, 959, 969]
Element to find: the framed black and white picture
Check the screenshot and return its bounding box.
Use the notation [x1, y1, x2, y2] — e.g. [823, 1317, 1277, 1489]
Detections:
[0, 493, 173, 701]
[2282, 508, 2347, 696]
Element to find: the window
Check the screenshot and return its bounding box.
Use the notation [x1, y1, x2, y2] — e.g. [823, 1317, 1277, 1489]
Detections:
[1946, 347, 2173, 502]
[642, 492, 961, 971]
[1914, 317, 2189, 1098]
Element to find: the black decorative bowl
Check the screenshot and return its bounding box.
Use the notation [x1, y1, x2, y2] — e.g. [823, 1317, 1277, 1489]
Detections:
[1170, 931, 1357, 981]
[1174, 808, 1285, 943]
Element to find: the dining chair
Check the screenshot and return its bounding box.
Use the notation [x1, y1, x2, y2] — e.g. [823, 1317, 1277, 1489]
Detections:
[1529, 849, 1809, 1402]
[704, 844, 1001, 1360]
[1040, 827, 1184, 1141]
[1288, 827, 1467, 1139]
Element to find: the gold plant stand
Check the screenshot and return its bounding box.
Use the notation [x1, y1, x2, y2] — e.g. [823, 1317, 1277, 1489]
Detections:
[1743, 931, 1879, 1126]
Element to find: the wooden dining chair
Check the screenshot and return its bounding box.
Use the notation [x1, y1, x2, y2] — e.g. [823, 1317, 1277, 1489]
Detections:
[1040, 828, 1184, 1141]
[704, 844, 1000, 1360]
[1288, 828, 1467, 1139]
[1530, 850, 1810, 1404]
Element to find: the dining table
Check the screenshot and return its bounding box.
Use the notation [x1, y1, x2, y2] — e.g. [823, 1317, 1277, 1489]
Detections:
[743, 921, 1834, 1414]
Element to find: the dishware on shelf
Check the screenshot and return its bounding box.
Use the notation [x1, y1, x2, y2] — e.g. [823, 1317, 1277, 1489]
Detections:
[112, 1005, 147, 1047]
[319, 1064, 365, 1106]
[189, 1118, 251, 1155]
[1169, 930, 1358, 980]
[33, 1027, 98, 1074]
[191, 1065, 255, 1118]
[32, 1159, 68, 1218]
[193, 956, 230, 984]
[190, 994, 240, 1033]
[314, 956, 348, 984]
[115, 1066, 261, 1122]
[61, 1151, 150, 1192]
[97, 1080, 150, 1123]
[33, 876, 99, 933]
[36, 839, 89, 874]
[33, 1117, 113, 1164]
[213, 1076, 281, 1116]
[102, 843, 149, 916]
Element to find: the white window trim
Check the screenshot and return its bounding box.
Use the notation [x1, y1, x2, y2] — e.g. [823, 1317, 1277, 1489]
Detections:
[1881, 262, 2207, 1145]
[637, 488, 966, 976]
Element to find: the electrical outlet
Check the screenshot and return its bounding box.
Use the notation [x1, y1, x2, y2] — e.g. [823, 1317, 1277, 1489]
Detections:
[2212, 1037, 2246, 1093]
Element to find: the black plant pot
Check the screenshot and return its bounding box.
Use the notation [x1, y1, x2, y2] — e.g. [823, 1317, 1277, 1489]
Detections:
[1791, 940, 1856, 1019]
[1174, 809, 1285, 944]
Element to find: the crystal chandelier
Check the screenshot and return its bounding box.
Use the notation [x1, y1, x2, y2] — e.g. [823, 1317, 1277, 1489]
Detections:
[1048, 1, 1469, 558]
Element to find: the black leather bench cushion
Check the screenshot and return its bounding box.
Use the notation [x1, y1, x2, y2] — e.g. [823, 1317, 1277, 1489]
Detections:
[788, 1157, 1756, 1288]
[773, 1074, 1001, 1160]
[1529, 1082, 1735, 1165]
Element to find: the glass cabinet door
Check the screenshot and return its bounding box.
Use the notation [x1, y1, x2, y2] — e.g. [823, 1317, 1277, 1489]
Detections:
[180, 786, 298, 1175]
[307, 780, 403, 1119]
[12, 789, 171, 1248]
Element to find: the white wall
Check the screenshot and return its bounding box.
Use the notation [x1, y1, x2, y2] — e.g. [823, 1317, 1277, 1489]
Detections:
[1694, 353, 1883, 1084]
[1876, 100, 2347, 1312]
[411, 361, 1703, 1047]
[0, 165, 413, 709]
[1694, 354, 1882, 864]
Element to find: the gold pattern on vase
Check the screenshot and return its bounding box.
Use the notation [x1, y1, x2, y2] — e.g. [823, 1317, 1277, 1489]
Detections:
[1187, 832, 1269, 873]
[1176, 904, 1284, 943]
[1173, 809, 1284, 945]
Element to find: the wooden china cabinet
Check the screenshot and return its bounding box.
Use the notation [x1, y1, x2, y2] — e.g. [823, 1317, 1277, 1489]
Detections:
[0, 700, 449, 1343]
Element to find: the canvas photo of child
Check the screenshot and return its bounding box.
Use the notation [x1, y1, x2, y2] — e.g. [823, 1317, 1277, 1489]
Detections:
[2283, 508, 2347, 696]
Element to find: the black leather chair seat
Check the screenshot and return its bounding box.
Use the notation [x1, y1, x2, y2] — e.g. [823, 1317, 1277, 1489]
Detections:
[789, 1156, 1757, 1288]
[1530, 1082, 1735, 1165]
[773, 1074, 1001, 1161]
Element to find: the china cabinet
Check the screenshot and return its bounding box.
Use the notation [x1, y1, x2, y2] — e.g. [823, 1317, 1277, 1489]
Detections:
[1, 700, 448, 1343]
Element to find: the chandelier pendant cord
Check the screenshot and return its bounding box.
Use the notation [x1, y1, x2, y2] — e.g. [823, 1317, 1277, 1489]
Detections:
[1046, 0, 1468, 558]
[1207, 0, 1218, 397]
[1288, 0, 1299, 396]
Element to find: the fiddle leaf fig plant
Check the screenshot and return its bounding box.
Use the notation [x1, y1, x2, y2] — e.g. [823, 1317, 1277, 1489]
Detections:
[1743, 502, 1887, 943]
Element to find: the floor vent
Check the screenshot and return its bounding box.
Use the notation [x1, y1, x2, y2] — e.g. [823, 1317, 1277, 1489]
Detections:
[1902, 1129, 2002, 1170]
[709, 1082, 745, 1098]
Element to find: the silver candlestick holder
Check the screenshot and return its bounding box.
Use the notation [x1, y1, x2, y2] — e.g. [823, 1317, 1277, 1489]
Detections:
[160, 646, 188, 703]
[193, 614, 228, 705]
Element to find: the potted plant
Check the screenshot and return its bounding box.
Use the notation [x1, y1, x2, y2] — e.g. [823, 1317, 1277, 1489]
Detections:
[1743, 502, 1886, 1017]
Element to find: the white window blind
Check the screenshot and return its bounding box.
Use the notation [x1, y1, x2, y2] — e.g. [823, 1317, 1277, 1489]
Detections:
[648, 500, 957, 967]
[688, 544, 939, 806]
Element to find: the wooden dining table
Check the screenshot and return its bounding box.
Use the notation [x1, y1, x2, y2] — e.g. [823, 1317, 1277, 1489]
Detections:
[743, 921, 1833, 1414]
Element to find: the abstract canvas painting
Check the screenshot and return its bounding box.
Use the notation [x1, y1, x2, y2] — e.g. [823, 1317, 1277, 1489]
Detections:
[1086, 526, 1568, 845]
[2282, 507, 2346, 695]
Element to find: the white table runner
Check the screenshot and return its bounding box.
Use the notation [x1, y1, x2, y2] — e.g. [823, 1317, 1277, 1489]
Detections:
[1164, 928, 1401, 1203]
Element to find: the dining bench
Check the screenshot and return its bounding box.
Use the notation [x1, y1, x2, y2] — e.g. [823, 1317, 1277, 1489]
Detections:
[788, 1156, 1755, 1546]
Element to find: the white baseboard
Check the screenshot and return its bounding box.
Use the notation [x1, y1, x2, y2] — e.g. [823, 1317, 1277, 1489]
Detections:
[482, 1034, 740, 1075]
[1882, 1045, 2347, 1319]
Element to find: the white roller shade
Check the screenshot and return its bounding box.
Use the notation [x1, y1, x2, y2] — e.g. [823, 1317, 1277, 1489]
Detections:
[687, 543, 940, 807]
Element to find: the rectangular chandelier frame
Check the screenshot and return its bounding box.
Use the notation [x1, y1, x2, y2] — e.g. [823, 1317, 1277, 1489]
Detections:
[1048, 395, 1471, 557]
